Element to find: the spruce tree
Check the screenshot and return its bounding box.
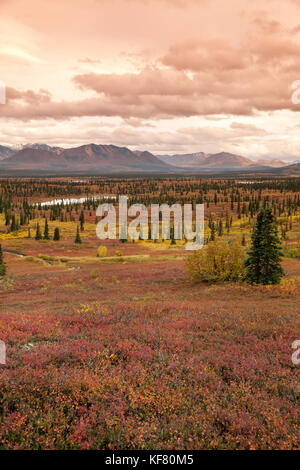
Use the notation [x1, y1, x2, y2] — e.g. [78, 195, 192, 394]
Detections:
[75, 225, 82, 244]
[43, 219, 50, 240]
[53, 227, 60, 241]
[244, 206, 284, 285]
[79, 210, 85, 231]
[35, 222, 42, 240]
[210, 222, 216, 241]
[218, 219, 223, 237]
[10, 215, 16, 232]
[0, 243, 6, 277]
[170, 226, 176, 245]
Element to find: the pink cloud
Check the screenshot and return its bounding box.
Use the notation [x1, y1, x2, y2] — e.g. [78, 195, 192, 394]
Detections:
[1, 0, 300, 156]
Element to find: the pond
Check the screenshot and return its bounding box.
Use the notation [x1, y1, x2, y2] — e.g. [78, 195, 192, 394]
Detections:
[34, 195, 116, 207]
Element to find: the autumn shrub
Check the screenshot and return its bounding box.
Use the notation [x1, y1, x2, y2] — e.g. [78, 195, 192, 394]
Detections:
[277, 278, 299, 295]
[283, 246, 300, 258]
[257, 277, 300, 297]
[97, 246, 107, 257]
[89, 269, 99, 279]
[186, 240, 245, 283]
[115, 250, 122, 257]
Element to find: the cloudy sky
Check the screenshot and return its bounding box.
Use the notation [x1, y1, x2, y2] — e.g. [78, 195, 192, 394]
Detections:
[1, 0, 300, 160]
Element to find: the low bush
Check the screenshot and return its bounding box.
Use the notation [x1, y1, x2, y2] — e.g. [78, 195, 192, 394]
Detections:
[283, 245, 300, 258]
[97, 246, 107, 257]
[186, 240, 245, 283]
[256, 277, 300, 297]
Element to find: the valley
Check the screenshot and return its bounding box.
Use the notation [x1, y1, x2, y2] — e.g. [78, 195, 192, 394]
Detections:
[0, 176, 299, 449]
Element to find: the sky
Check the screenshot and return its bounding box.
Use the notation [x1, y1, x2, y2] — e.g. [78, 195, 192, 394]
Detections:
[1, 0, 300, 160]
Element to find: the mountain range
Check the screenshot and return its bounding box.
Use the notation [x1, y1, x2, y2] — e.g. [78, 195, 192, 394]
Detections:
[0, 143, 297, 174]
[157, 151, 286, 169]
[0, 144, 169, 172]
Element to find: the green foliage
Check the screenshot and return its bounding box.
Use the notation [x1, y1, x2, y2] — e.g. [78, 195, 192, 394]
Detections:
[218, 219, 223, 236]
[210, 222, 216, 241]
[244, 206, 284, 285]
[186, 240, 245, 283]
[283, 245, 300, 258]
[35, 222, 42, 240]
[0, 243, 6, 276]
[53, 227, 60, 241]
[79, 210, 85, 231]
[9, 214, 17, 232]
[43, 219, 50, 240]
[75, 225, 82, 244]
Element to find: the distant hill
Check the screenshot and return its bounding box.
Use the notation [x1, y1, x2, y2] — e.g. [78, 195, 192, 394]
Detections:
[0, 145, 15, 160]
[0, 143, 64, 162]
[157, 151, 254, 169]
[22, 143, 64, 155]
[201, 152, 253, 168]
[0, 144, 171, 172]
[254, 158, 286, 168]
[156, 151, 288, 170]
[157, 152, 208, 168]
[2, 148, 67, 169]
[275, 162, 300, 175]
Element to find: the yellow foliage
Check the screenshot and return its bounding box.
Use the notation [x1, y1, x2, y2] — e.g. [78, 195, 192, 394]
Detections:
[186, 240, 246, 283]
[0, 230, 28, 240]
[97, 246, 107, 257]
[258, 277, 299, 297]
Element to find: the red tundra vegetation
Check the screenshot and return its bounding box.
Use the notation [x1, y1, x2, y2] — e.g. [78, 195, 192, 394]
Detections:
[0, 177, 299, 449]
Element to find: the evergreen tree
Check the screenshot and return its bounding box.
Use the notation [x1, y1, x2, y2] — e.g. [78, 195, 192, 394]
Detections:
[0, 243, 6, 277]
[244, 206, 284, 285]
[53, 227, 60, 241]
[170, 226, 176, 245]
[241, 233, 246, 246]
[225, 212, 230, 233]
[210, 221, 216, 241]
[75, 225, 82, 244]
[218, 219, 223, 237]
[35, 222, 42, 240]
[43, 219, 50, 240]
[237, 201, 241, 219]
[79, 210, 85, 231]
[10, 214, 16, 232]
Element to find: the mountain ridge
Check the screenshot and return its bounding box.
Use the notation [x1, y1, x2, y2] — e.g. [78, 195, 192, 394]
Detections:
[0, 143, 170, 172]
[156, 151, 286, 169]
[0, 143, 294, 173]
[0, 145, 15, 160]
